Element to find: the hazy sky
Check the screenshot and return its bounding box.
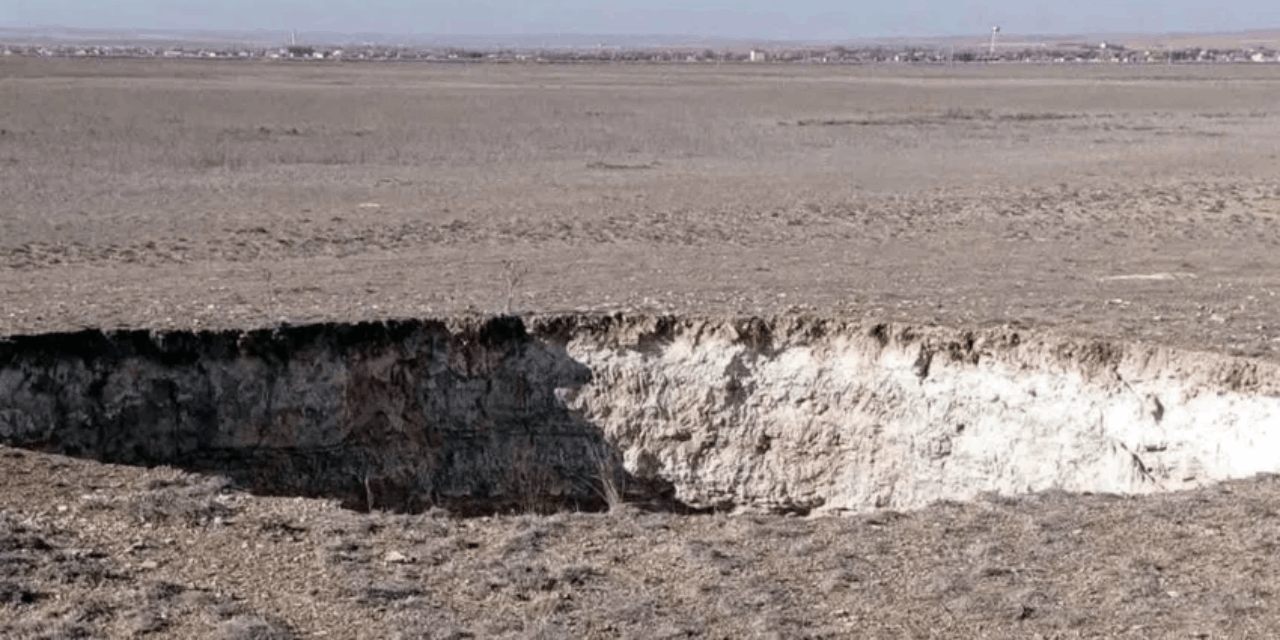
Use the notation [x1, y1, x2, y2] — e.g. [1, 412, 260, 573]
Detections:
[5, 1, 1277, 40]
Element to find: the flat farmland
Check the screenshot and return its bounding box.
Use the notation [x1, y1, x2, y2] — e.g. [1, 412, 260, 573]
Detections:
[2, 59, 1280, 356]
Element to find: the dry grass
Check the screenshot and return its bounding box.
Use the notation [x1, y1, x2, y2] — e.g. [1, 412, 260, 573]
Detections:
[2, 59, 1280, 361]
[2, 58, 1278, 248]
[0, 480, 301, 639]
[4, 446, 1280, 637]
[129, 468, 235, 526]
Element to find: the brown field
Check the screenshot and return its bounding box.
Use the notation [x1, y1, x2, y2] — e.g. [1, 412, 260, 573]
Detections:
[3, 59, 1280, 356]
[4, 58, 1280, 638]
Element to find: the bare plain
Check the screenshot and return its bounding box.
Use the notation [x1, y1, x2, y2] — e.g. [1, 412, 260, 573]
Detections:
[3, 59, 1280, 356]
[4, 58, 1280, 638]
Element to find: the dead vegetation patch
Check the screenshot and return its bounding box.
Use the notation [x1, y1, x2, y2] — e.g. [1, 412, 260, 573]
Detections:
[791, 109, 1081, 127]
[3, 445, 1280, 637]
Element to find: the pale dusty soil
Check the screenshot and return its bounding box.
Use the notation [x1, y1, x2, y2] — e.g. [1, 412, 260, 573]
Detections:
[6, 445, 1280, 639]
[3, 59, 1280, 637]
[1, 60, 1280, 358]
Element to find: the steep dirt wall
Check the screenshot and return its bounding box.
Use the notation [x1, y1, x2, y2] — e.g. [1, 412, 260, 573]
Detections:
[547, 315, 1280, 514]
[0, 317, 614, 514]
[2, 314, 1279, 515]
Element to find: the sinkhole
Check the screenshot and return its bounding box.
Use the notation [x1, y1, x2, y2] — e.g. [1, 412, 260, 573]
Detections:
[2, 314, 1279, 516]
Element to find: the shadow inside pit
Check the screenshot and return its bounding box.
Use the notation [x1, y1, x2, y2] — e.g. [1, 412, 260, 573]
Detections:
[0, 316, 695, 516]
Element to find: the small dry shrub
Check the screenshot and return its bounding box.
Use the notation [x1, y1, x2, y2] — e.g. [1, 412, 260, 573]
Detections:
[384, 510, 451, 543]
[518, 621, 574, 640]
[76, 492, 116, 512]
[388, 613, 475, 640]
[941, 107, 993, 121]
[145, 580, 185, 601]
[599, 592, 660, 631]
[682, 539, 747, 576]
[589, 446, 626, 512]
[0, 511, 55, 552]
[0, 552, 39, 576]
[255, 514, 309, 542]
[501, 448, 567, 515]
[0, 618, 97, 640]
[500, 259, 529, 314]
[121, 603, 170, 636]
[129, 468, 233, 525]
[53, 552, 125, 587]
[0, 580, 44, 606]
[554, 563, 600, 587]
[218, 615, 296, 640]
[499, 520, 553, 558]
[355, 582, 425, 607]
[323, 535, 371, 565]
[481, 560, 557, 599]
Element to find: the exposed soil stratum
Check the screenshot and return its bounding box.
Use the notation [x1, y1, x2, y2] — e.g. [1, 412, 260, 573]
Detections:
[3, 314, 1278, 516]
[3, 59, 1280, 638]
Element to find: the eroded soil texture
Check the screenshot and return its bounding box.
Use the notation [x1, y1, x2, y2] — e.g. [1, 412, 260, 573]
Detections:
[5, 447, 1280, 638]
[2, 60, 1280, 359]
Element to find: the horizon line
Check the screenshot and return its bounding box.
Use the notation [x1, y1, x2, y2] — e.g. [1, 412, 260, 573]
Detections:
[5, 23, 1280, 43]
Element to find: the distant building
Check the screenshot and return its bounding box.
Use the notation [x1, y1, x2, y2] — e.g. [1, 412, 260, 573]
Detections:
[749, 49, 767, 62]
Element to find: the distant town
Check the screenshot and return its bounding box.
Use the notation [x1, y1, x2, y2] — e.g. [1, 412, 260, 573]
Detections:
[2, 40, 1278, 65]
